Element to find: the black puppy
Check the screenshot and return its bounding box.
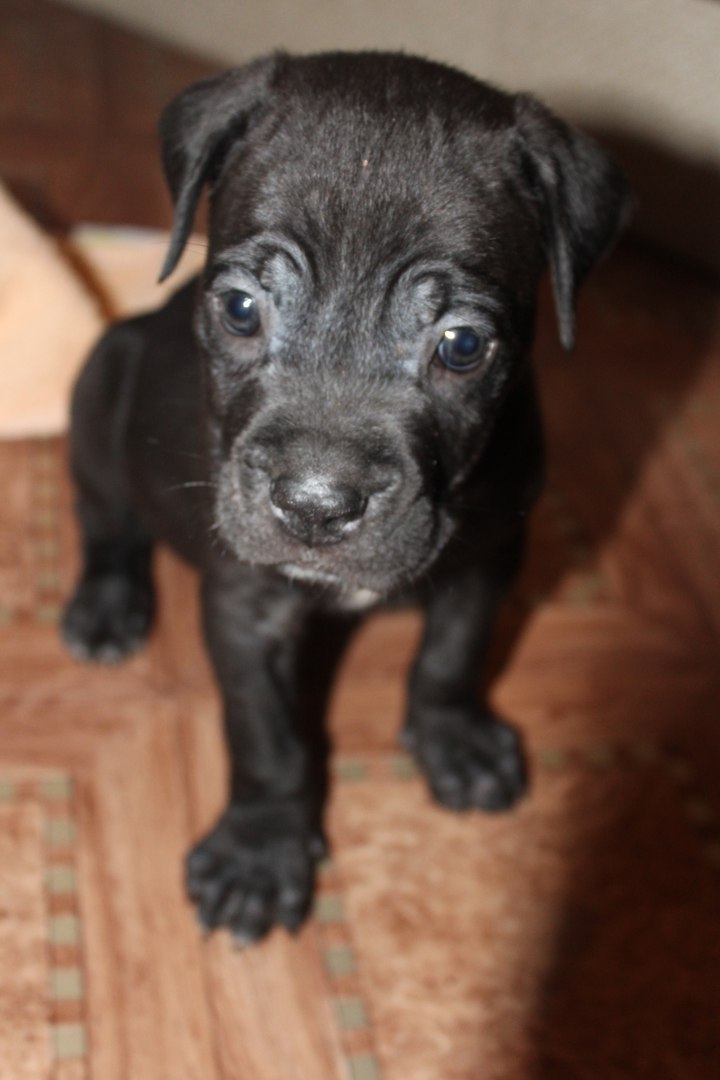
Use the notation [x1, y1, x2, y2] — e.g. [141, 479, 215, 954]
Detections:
[62, 52, 630, 945]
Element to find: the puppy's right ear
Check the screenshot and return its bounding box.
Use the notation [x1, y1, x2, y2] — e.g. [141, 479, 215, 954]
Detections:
[158, 54, 282, 282]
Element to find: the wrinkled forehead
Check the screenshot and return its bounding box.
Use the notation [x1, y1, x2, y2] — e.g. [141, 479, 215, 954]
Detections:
[208, 90, 541, 304]
[205, 233, 517, 347]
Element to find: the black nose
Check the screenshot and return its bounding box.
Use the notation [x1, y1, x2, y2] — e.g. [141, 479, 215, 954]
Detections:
[269, 474, 367, 545]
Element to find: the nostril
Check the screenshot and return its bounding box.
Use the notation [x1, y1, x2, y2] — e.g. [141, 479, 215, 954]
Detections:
[320, 484, 367, 526]
[270, 475, 367, 540]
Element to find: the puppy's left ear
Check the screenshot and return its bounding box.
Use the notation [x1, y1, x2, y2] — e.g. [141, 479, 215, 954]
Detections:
[157, 54, 283, 282]
[514, 94, 633, 350]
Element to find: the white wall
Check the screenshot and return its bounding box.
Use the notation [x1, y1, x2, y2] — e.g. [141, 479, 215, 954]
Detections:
[59, 0, 720, 269]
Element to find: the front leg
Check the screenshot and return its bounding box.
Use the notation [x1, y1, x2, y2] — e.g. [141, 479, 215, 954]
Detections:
[403, 539, 527, 812]
[187, 562, 323, 945]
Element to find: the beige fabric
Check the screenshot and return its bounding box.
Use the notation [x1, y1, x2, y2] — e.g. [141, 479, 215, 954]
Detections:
[0, 185, 103, 439]
[69, 225, 206, 321]
[0, 184, 205, 439]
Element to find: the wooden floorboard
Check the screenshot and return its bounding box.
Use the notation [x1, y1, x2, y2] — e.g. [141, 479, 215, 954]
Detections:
[2, 2, 720, 1077]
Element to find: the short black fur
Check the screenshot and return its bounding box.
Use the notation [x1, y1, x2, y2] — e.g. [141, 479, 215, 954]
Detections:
[63, 51, 631, 945]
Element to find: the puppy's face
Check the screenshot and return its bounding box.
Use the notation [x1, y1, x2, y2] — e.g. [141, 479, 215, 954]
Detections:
[160, 54, 631, 594]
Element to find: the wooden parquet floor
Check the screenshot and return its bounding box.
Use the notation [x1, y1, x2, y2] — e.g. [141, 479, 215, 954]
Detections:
[2, 2, 720, 1077]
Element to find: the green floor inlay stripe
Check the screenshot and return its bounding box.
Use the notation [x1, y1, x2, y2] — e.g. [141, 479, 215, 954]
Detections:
[35, 539, 59, 560]
[324, 945, 356, 976]
[0, 765, 87, 1063]
[50, 968, 84, 1001]
[335, 760, 368, 781]
[36, 604, 61, 624]
[41, 776, 73, 801]
[335, 997, 367, 1031]
[536, 747, 567, 771]
[566, 573, 606, 606]
[392, 755, 418, 779]
[47, 865, 77, 895]
[34, 479, 59, 499]
[35, 508, 59, 527]
[49, 915, 80, 947]
[52, 1023, 87, 1060]
[348, 1053, 382, 1080]
[631, 741, 661, 764]
[46, 819, 76, 847]
[0, 779, 16, 801]
[584, 743, 615, 768]
[37, 571, 61, 590]
[315, 894, 344, 923]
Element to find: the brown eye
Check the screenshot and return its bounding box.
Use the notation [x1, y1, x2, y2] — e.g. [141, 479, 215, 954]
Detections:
[437, 327, 497, 372]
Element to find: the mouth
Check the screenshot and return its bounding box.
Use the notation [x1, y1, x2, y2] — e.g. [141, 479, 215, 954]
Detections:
[216, 464, 451, 596]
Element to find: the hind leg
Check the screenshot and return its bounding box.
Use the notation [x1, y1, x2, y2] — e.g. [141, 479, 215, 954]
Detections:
[62, 326, 155, 663]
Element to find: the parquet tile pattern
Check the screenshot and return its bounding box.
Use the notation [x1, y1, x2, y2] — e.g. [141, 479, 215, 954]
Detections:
[2, 2, 720, 1077]
[0, 769, 87, 1077]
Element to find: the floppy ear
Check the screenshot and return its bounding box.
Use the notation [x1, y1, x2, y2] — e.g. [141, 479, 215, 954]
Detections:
[157, 54, 282, 282]
[513, 94, 633, 350]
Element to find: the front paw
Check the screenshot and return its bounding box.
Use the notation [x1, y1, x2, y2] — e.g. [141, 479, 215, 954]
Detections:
[402, 707, 527, 812]
[186, 801, 324, 946]
[61, 571, 154, 663]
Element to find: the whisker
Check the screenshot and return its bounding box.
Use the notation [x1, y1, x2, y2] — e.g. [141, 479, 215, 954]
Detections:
[163, 480, 217, 494]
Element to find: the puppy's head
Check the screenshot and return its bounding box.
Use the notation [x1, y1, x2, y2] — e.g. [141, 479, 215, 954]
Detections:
[159, 52, 631, 595]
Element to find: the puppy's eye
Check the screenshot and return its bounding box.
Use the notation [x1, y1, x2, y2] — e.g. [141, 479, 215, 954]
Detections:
[436, 327, 498, 372]
[219, 290, 260, 336]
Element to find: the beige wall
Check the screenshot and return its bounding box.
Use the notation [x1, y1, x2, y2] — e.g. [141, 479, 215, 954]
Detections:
[60, 0, 720, 270]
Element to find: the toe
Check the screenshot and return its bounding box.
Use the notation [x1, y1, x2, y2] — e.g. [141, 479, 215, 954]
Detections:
[229, 888, 275, 944]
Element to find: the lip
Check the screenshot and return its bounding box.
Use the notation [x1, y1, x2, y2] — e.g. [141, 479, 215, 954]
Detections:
[277, 563, 344, 587]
